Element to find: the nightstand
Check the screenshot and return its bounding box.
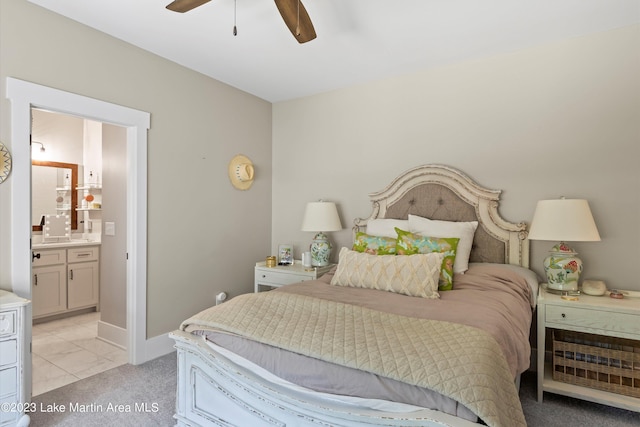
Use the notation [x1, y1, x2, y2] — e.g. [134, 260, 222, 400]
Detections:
[254, 261, 334, 293]
[536, 285, 640, 412]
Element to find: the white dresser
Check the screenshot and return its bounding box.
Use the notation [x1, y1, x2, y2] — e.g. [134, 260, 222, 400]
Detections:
[0, 290, 31, 427]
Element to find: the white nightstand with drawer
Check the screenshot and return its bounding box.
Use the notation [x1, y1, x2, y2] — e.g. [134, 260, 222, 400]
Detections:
[254, 261, 334, 293]
[536, 285, 640, 412]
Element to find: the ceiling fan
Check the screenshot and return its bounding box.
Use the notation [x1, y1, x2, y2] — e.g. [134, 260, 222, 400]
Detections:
[166, 0, 317, 43]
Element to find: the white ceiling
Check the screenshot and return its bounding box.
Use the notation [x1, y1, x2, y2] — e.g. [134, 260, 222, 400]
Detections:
[28, 0, 639, 103]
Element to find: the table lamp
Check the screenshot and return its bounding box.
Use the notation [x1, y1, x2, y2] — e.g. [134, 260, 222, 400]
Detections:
[301, 201, 342, 267]
[528, 198, 600, 292]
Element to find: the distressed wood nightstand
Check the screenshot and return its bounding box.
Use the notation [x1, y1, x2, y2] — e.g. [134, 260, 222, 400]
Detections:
[254, 261, 333, 293]
[536, 285, 640, 412]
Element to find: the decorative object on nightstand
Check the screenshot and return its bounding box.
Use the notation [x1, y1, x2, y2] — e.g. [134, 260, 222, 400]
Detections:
[581, 279, 607, 296]
[301, 251, 312, 268]
[528, 198, 600, 293]
[278, 244, 293, 265]
[301, 200, 342, 267]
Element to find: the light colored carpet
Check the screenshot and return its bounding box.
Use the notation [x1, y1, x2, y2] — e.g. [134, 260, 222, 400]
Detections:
[30, 352, 637, 426]
[30, 352, 177, 426]
[518, 370, 638, 427]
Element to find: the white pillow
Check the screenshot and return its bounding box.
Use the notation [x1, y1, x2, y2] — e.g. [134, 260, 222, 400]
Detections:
[408, 215, 478, 274]
[366, 218, 409, 238]
[330, 247, 443, 298]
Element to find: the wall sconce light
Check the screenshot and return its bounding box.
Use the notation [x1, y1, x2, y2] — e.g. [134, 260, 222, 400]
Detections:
[32, 141, 46, 153]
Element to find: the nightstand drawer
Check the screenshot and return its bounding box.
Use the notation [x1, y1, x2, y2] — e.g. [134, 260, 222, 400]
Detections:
[255, 270, 310, 286]
[0, 340, 17, 366]
[0, 366, 17, 397]
[0, 311, 15, 337]
[254, 261, 333, 293]
[0, 394, 19, 424]
[546, 304, 639, 336]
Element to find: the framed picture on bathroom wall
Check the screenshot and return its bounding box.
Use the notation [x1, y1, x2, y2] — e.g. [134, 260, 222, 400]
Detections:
[278, 244, 293, 265]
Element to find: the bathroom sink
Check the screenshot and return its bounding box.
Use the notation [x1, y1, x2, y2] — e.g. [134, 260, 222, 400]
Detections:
[33, 239, 100, 249]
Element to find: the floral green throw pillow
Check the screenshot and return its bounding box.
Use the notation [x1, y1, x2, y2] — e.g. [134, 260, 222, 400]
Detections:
[352, 232, 397, 255]
[395, 228, 459, 291]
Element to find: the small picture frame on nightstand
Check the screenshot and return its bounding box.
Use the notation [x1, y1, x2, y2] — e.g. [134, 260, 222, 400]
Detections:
[278, 244, 293, 265]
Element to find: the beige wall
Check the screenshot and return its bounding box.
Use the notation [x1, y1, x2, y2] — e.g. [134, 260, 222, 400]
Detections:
[0, 0, 273, 337]
[101, 123, 127, 330]
[2, 0, 639, 348]
[272, 25, 640, 291]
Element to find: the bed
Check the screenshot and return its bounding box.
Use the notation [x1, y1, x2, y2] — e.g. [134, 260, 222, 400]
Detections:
[170, 164, 536, 427]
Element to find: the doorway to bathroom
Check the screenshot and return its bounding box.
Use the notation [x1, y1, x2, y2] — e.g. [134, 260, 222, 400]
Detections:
[30, 108, 129, 395]
[7, 77, 150, 399]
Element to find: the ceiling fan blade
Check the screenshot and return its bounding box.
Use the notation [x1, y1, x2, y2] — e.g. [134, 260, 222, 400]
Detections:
[274, 0, 317, 43]
[166, 0, 212, 13]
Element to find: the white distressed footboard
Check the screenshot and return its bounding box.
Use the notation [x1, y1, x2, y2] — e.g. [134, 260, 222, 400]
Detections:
[170, 330, 478, 427]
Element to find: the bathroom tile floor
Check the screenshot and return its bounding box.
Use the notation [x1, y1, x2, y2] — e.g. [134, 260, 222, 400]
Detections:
[32, 311, 128, 396]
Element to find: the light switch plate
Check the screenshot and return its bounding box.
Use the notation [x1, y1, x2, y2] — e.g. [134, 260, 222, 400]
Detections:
[105, 222, 116, 236]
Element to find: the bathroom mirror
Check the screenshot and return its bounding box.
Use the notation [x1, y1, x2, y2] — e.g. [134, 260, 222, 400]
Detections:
[43, 214, 71, 242]
[32, 160, 78, 232]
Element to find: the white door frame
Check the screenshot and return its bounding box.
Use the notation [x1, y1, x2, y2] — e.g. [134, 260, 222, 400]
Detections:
[6, 77, 149, 365]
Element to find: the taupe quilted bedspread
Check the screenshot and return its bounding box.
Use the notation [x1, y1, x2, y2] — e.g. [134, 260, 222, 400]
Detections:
[181, 291, 526, 427]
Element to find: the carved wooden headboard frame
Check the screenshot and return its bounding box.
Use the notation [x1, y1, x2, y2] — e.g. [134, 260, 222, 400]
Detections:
[354, 164, 529, 268]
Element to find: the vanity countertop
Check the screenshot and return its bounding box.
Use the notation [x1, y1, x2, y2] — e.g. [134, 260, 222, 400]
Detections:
[32, 240, 101, 250]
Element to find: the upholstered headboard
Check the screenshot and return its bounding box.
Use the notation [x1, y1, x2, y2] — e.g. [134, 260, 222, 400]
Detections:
[354, 164, 529, 267]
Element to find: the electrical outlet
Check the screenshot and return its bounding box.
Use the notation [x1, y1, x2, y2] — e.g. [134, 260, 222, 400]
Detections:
[215, 292, 227, 305]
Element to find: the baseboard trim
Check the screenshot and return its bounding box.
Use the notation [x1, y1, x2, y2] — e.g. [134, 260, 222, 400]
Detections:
[97, 320, 127, 350]
[145, 332, 176, 362]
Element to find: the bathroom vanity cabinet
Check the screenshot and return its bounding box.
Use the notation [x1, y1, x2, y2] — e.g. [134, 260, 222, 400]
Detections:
[32, 245, 100, 319]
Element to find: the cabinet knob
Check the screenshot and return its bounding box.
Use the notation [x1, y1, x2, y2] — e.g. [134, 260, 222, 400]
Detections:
[561, 313, 566, 318]
[262, 274, 266, 278]
[32, 252, 41, 262]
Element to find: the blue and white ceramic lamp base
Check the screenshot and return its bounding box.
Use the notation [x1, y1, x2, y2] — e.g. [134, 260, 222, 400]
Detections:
[310, 232, 332, 267]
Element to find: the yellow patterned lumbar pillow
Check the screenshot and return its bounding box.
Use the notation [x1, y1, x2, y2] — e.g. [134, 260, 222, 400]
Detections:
[330, 247, 443, 298]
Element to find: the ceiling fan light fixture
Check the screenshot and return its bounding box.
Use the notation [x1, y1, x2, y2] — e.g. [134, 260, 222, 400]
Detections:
[233, 0, 238, 36]
[166, 0, 316, 43]
[274, 0, 316, 43]
[166, 0, 212, 13]
[295, 0, 301, 36]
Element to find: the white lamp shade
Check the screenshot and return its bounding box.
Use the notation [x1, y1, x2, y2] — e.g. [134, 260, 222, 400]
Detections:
[528, 199, 600, 242]
[301, 202, 342, 232]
